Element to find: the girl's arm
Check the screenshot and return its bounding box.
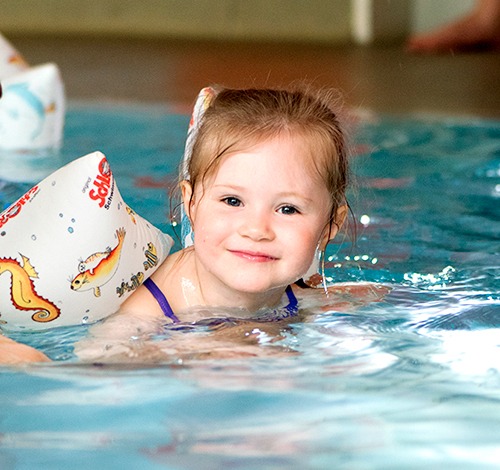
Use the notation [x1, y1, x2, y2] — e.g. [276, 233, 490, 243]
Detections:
[0, 334, 50, 364]
[298, 277, 391, 312]
[73, 303, 166, 363]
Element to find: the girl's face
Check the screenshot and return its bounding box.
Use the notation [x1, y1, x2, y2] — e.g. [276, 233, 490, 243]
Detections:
[182, 135, 341, 306]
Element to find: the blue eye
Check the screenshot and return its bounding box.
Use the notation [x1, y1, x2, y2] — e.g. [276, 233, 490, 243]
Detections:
[222, 197, 242, 207]
[279, 205, 299, 215]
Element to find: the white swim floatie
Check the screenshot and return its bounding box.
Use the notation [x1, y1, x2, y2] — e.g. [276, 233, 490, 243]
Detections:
[0, 151, 173, 330]
[0, 33, 65, 151]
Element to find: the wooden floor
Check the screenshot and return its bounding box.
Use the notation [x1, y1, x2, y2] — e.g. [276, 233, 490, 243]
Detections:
[9, 35, 500, 117]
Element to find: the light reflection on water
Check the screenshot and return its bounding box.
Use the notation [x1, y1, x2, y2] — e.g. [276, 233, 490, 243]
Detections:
[1, 105, 499, 469]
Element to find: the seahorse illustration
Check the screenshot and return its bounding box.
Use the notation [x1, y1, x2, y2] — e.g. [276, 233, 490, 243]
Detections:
[71, 228, 126, 297]
[0, 255, 61, 323]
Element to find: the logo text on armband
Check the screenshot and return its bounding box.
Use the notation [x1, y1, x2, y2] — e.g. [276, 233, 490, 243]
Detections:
[81, 177, 92, 194]
[103, 180, 115, 210]
[89, 157, 113, 208]
[0, 185, 39, 229]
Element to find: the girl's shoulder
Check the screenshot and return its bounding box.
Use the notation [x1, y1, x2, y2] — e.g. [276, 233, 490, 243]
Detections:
[119, 248, 190, 318]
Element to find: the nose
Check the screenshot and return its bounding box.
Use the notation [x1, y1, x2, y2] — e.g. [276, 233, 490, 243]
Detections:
[237, 209, 275, 242]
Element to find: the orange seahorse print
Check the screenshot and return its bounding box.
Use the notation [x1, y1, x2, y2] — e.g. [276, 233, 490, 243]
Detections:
[70, 228, 126, 297]
[0, 255, 61, 323]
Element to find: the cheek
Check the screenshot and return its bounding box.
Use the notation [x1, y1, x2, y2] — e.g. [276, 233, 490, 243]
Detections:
[192, 216, 228, 245]
[287, 226, 322, 256]
[306, 221, 331, 257]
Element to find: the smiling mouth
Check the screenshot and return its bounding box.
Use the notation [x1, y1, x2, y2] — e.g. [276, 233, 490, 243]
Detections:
[229, 250, 278, 262]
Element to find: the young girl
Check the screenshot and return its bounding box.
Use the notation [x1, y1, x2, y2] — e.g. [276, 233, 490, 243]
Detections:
[1, 85, 385, 363]
[126, 85, 349, 318]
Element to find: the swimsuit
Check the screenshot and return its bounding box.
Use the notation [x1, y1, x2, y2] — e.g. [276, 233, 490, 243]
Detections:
[143, 277, 298, 323]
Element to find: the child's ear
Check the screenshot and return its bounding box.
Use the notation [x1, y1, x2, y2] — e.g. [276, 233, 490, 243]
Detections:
[334, 204, 348, 232]
[319, 204, 348, 249]
[180, 180, 194, 220]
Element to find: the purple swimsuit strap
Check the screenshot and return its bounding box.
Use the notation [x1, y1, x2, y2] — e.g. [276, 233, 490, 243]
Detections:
[143, 278, 180, 323]
[143, 278, 299, 324]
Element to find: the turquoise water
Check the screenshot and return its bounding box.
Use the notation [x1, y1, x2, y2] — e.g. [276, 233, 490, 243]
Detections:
[1, 104, 499, 469]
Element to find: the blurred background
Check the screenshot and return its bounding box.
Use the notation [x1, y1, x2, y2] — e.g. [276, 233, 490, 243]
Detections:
[1, 0, 499, 116]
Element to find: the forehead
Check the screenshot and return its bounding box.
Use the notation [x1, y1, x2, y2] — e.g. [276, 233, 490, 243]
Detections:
[206, 131, 326, 180]
[209, 135, 328, 194]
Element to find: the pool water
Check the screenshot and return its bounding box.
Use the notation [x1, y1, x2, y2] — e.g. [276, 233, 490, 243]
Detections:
[1, 103, 499, 469]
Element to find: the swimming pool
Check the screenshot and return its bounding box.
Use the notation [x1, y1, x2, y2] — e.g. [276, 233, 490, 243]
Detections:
[1, 103, 499, 469]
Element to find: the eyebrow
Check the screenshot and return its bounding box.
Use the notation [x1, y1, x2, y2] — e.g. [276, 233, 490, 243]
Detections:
[212, 184, 315, 204]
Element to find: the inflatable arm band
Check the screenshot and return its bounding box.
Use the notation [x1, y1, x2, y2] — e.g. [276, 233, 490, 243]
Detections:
[0, 151, 173, 330]
[0, 33, 65, 151]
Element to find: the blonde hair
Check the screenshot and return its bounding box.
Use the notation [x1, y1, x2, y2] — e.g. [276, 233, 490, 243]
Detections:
[183, 85, 350, 234]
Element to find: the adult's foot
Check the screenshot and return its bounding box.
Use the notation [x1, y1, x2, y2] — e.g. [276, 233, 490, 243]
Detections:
[407, 0, 500, 53]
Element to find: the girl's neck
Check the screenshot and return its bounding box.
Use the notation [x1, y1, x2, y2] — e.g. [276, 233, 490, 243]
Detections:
[164, 248, 286, 313]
